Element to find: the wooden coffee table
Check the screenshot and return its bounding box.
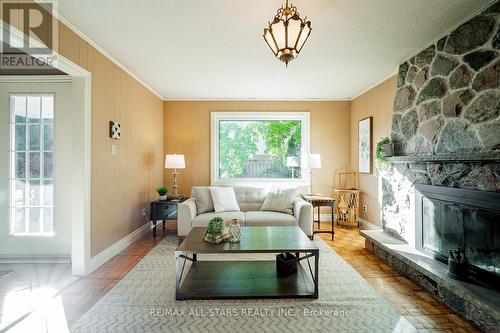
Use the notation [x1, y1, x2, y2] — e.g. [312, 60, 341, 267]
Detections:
[175, 226, 319, 300]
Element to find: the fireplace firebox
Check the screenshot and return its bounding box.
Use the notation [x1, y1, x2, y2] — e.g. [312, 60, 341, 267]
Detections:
[415, 184, 500, 288]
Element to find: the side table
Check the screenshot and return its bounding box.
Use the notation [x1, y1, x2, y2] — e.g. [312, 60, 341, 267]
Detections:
[300, 195, 335, 240]
[150, 197, 187, 237]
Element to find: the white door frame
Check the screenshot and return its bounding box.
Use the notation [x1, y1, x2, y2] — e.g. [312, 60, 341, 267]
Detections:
[1, 22, 92, 276]
[59, 60, 92, 276]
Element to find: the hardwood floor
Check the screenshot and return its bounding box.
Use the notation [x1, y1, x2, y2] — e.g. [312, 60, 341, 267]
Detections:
[61, 226, 172, 327]
[1, 221, 480, 332]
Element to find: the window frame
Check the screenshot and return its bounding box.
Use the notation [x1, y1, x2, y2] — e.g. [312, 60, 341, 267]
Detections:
[8, 93, 55, 237]
[211, 112, 310, 187]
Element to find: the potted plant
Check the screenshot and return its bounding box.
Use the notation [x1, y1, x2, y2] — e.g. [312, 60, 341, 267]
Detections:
[204, 217, 231, 244]
[207, 217, 224, 234]
[376, 137, 393, 166]
[156, 186, 168, 201]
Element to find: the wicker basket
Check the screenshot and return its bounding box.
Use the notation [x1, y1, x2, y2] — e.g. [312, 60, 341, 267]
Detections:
[334, 189, 359, 226]
[334, 170, 360, 227]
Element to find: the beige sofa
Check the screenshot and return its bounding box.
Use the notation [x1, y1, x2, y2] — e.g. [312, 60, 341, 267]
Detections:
[177, 186, 313, 237]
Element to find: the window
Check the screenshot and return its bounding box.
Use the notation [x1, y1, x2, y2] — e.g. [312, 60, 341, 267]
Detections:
[9, 94, 54, 236]
[211, 112, 310, 185]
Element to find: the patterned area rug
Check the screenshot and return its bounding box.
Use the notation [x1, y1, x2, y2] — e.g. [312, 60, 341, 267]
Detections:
[71, 237, 415, 332]
[0, 270, 13, 279]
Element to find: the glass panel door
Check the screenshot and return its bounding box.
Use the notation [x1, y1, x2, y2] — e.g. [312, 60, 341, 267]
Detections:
[9, 94, 54, 236]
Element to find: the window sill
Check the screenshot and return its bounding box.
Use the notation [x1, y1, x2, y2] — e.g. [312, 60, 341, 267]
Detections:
[9, 233, 55, 238]
[212, 179, 309, 188]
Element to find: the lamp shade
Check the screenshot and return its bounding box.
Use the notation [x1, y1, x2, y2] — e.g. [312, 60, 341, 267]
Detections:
[286, 156, 300, 167]
[263, 0, 312, 66]
[165, 154, 185, 169]
[303, 154, 321, 169]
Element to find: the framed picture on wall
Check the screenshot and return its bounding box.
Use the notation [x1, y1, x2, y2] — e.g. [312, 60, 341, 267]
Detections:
[358, 117, 372, 174]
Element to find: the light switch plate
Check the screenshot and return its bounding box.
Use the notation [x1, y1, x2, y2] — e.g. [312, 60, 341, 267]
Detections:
[111, 144, 117, 155]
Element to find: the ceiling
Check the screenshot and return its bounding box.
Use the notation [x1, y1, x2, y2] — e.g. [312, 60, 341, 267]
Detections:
[57, 0, 491, 100]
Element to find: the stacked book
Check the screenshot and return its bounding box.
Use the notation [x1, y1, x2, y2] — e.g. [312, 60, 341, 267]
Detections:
[204, 229, 231, 244]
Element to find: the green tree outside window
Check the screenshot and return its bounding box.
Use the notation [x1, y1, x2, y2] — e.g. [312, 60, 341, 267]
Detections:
[219, 120, 302, 179]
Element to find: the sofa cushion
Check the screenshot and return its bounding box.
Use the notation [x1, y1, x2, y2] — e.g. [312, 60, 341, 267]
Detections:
[209, 187, 240, 212]
[233, 186, 268, 212]
[192, 212, 246, 227]
[260, 187, 297, 215]
[191, 186, 214, 214]
[245, 211, 297, 227]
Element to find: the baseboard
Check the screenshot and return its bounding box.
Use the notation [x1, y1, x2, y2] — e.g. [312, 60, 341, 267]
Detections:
[316, 214, 382, 231]
[357, 218, 383, 231]
[87, 221, 153, 275]
[0, 254, 71, 264]
[318, 214, 335, 221]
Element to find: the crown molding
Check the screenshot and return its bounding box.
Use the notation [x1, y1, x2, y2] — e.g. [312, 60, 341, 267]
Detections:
[164, 98, 352, 102]
[350, 70, 398, 100]
[43, 2, 164, 100]
[0, 75, 72, 83]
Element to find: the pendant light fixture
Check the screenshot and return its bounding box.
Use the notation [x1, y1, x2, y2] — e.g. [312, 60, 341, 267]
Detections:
[263, 0, 312, 66]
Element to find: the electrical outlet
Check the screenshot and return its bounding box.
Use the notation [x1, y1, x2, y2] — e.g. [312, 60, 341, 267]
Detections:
[363, 205, 368, 213]
[141, 208, 147, 217]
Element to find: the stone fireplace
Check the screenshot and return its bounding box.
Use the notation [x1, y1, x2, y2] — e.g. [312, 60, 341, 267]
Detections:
[361, 1, 500, 330]
[382, 0, 499, 246]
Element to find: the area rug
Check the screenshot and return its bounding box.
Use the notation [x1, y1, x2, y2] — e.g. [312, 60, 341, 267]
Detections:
[71, 236, 415, 332]
[0, 270, 13, 279]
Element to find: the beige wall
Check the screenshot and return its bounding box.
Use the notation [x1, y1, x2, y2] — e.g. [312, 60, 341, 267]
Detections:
[164, 101, 351, 201]
[350, 76, 397, 227]
[57, 25, 164, 256]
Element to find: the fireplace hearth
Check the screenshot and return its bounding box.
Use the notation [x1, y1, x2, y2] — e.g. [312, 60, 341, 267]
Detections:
[415, 184, 500, 288]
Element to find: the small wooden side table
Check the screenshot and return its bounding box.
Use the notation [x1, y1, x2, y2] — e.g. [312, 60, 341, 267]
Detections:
[150, 197, 187, 237]
[300, 195, 335, 240]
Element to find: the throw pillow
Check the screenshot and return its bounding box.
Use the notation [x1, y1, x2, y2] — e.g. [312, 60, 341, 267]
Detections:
[191, 187, 214, 214]
[209, 187, 241, 213]
[260, 187, 297, 215]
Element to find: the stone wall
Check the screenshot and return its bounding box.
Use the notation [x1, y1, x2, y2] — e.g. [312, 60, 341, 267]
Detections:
[382, 1, 500, 243]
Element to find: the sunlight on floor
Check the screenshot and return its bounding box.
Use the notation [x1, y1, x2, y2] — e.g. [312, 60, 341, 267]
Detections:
[1, 287, 69, 333]
[391, 316, 416, 332]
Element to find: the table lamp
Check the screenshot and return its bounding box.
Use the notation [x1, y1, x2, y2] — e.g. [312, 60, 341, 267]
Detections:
[286, 156, 300, 178]
[165, 154, 185, 198]
[304, 154, 321, 195]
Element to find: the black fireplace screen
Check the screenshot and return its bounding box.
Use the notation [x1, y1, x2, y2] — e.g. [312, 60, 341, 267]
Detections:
[416, 184, 500, 285]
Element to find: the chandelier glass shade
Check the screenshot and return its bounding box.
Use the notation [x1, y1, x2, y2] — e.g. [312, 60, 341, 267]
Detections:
[263, 0, 312, 66]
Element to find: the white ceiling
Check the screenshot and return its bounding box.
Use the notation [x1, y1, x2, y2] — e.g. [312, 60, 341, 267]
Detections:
[57, 0, 491, 100]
